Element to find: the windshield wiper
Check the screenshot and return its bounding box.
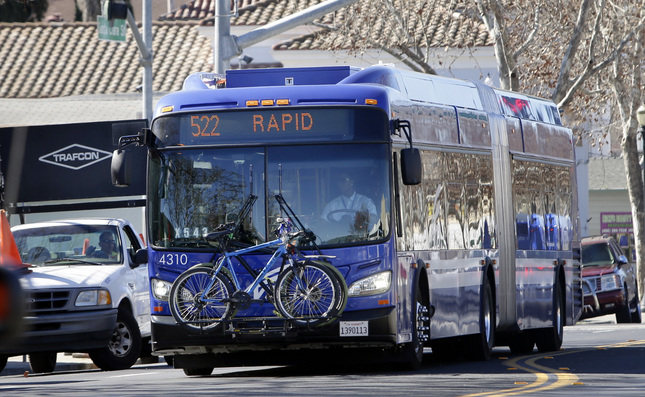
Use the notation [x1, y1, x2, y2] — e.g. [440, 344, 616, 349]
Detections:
[171, 238, 214, 248]
[44, 258, 104, 266]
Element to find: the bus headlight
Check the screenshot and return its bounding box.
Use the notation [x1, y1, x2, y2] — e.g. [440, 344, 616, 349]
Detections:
[152, 278, 172, 301]
[76, 289, 111, 307]
[348, 271, 391, 297]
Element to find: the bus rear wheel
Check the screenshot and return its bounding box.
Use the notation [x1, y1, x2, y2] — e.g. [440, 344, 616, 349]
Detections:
[508, 332, 535, 355]
[536, 282, 564, 352]
[467, 279, 494, 361]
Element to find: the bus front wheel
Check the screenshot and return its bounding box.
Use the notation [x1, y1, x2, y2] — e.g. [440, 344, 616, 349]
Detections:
[183, 367, 213, 376]
[396, 284, 430, 370]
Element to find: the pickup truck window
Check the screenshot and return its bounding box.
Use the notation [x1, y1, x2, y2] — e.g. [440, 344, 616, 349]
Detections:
[13, 225, 123, 265]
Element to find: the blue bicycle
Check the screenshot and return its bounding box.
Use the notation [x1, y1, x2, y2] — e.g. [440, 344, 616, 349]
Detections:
[169, 195, 347, 331]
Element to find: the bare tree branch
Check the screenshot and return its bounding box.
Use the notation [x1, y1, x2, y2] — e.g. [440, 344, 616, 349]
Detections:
[511, 4, 540, 60]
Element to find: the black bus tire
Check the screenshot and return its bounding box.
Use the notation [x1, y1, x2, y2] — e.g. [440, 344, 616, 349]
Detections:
[396, 282, 429, 370]
[183, 367, 213, 376]
[467, 278, 495, 361]
[536, 281, 564, 352]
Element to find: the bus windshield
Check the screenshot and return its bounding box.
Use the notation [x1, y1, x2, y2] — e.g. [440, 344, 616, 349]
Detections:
[148, 143, 391, 249]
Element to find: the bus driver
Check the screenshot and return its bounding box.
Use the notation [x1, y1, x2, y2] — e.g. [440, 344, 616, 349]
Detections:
[321, 173, 377, 234]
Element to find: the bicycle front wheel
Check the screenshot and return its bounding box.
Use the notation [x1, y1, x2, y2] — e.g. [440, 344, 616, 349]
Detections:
[275, 261, 345, 327]
[169, 267, 235, 331]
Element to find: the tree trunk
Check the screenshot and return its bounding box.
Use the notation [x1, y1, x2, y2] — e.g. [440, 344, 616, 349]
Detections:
[76, 0, 101, 22]
[621, 128, 645, 301]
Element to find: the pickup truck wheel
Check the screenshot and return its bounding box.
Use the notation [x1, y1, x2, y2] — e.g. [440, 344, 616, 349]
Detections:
[0, 355, 8, 373]
[615, 285, 632, 324]
[89, 307, 142, 371]
[631, 295, 642, 324]
[29, 352, 57, 373]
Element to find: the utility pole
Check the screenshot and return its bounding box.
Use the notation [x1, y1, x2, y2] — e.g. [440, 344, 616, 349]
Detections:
[212, 0, 359, 74]
[213, 0, 231, 74]
[125, 2, 153, 121]
[142, 0, 152, 122]
[101, 0, 153, 121]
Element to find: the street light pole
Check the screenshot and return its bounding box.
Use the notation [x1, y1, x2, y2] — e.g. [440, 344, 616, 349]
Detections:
[638, 105, 645, 209]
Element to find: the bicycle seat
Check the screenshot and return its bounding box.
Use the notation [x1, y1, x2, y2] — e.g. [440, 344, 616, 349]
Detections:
[204, 229, 232, 243]
[289, 229, 316, 245]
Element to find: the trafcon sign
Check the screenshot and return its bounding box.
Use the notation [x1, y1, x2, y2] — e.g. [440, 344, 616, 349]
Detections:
[38, 144, 113, 170]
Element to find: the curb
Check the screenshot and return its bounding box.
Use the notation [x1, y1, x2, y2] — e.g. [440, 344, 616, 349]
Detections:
[2, 358, 97, 377]
[1, 354, 161, 377]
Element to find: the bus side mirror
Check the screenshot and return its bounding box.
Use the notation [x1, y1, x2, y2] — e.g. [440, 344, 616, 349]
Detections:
[111, 149, 130, 187]
[401, 148, 421, 185]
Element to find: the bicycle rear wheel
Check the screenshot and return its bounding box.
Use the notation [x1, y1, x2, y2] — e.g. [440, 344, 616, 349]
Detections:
[169, 266, 235, 331]
[274, 261, 346, 327]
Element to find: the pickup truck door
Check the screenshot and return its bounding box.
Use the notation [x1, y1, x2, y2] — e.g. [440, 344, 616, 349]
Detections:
[122, 225, 150, 335]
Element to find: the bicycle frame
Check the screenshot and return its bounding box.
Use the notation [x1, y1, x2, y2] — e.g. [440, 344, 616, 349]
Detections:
[191, 191, 337, 315]
[169, 210, 347, 331]
[203, 236, 291, 304]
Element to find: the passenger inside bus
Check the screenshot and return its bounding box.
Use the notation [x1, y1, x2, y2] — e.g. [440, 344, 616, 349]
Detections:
[321, 173, 377, 234]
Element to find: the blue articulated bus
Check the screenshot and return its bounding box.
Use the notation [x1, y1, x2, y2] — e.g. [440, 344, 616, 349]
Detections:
[112, 65, 582, 374]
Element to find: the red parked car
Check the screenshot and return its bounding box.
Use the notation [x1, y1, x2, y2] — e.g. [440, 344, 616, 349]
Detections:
[580, 236, 642, 323]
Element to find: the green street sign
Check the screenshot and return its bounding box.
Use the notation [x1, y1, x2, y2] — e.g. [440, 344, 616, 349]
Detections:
[97, 15, 126, 42]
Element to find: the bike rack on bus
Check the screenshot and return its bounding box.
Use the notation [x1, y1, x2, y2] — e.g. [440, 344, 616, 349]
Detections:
[186, 314, 343, 337]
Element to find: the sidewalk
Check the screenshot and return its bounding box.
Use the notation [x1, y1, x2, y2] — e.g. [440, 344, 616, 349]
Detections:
[2, 353, 161, 376]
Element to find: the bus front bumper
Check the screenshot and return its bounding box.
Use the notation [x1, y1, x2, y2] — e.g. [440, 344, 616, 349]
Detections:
[151, 306, 398, 358]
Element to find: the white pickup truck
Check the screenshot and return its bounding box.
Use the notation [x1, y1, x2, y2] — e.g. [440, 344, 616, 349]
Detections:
[0, 218, 150, 373]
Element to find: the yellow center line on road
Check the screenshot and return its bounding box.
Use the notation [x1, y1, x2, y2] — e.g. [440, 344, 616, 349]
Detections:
[460, 339, 645, 397]
[460, 354, 552, 397]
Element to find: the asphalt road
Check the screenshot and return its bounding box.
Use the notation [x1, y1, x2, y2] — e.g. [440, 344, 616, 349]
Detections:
[1, 314, 643, 396]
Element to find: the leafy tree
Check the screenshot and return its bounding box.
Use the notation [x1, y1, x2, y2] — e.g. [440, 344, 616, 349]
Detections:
[0, 0, 48, 22]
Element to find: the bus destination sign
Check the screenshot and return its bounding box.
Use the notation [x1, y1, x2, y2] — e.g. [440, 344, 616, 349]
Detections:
[179, 108, 353, 144]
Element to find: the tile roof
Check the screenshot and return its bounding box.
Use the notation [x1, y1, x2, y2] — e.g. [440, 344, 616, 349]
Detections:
[0, 22, 213, 99]
[274, 5, 493, 51]
[159, 0, 326, 25]
[0, 1, 491, 100]
[160, 0, 492, 50]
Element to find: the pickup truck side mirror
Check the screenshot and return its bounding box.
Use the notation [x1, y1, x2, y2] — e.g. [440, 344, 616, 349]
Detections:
[131, 248, 148, 268]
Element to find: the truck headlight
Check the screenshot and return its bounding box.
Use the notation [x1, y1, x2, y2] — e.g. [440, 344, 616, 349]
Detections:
[599, 274, 620, 291]
[76, 289, 111, 307]
[152, 278, 172, 301]
[348, 271, 391, 297]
